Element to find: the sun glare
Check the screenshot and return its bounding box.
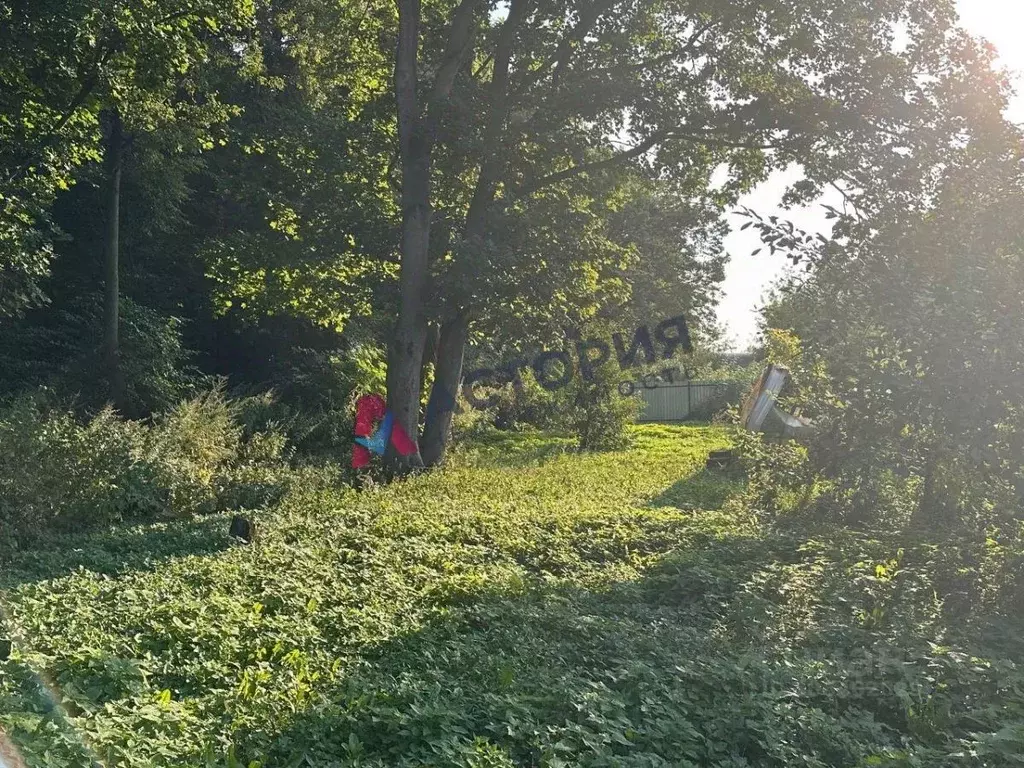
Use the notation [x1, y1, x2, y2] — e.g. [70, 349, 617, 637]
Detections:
[957, 0, 1024, 120]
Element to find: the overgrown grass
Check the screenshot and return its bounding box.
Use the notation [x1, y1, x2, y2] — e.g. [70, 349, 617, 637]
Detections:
[2, 425, 1024, 767]
[0, 390, 291, 544]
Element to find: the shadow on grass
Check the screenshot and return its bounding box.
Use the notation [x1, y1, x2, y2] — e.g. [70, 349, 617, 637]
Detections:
[647, 467, 744, 512]
[0, 513, 237, 587]
[233, 530, 781, 767]
[8, 520, 1010, 768]
[227, 528, 1002, 768]
[6, 429, 1019, 768]
[0, 651, 99, 767]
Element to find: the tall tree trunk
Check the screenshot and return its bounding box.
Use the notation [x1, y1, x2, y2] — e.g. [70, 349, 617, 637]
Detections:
[386, 0, 430, 469]
[385, 188, 429, 469]
[419, 322, 440, 397]
[420, 0, 528, 465]
[385, 198, 429, 468]
[387, 0, 479, 470]
[422, 314, 469, 466]
[103, 109, 126, 411]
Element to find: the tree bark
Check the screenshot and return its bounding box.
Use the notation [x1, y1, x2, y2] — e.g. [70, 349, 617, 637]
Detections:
[463, 0, 528, 236]
[103, 109, 127, 411]
[420, 0, 528, 465]
[386, 0, 430, 469]
[422, 314, 469, 466]
[419, 322, 440, 397]
[387, 0, 480, 471]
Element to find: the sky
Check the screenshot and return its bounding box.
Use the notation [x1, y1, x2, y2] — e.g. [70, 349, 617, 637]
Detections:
[716, 0, 1024, 350]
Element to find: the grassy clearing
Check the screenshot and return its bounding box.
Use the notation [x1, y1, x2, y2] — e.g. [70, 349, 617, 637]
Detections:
[2, 425, 1023, 767]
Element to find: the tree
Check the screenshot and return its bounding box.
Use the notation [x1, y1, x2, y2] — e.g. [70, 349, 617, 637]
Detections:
[0, 0, 107, 316]
[95, 1, 254, 409]
[756, 114, 1024, 530]
[0, 0, 255, 407]
[386, 0, 1010, 468]
[102, 109, 128, 406]
[196, 0, 398, 334]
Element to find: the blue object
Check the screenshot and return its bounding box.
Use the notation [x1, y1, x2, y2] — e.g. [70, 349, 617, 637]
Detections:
[354, 410, 394, 455]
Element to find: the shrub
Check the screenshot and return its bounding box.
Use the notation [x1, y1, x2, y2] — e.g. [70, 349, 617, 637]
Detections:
[111, 300, 206, 415]
[0, 389, 290, 544]
[237, 343, 387, 459]
[490, 372, 564, 432]
[450, 391, 498, 445]
[468, 347, 640, 450]
[733, 426, 817, 520]
[143, 389, 246, 515]
[0, 396, 159, 538]
[564, 357, 641, 451]
[687, 382, 744, 422]
[217, 392, 294, 509]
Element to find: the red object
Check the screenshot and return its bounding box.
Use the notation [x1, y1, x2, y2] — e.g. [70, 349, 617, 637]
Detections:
[351, 394, 418, 466]
[389, 420, 417, 456]
[354, 394, 386, 436]
[351, 443, 372, 469]
[352, 394, 386, 468]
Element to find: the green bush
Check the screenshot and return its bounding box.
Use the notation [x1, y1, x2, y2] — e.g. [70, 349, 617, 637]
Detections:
[490, 372, 564, 432]
[565, 357, 641, 451]
[143, 390, 247, 516]
[733, 425, 818, 521]
[0, 396, 161, 538]
[110, 300, 207, 415]
[450, 391, 499, 446]
[238, 343, 387, 459]
[688, 382, 744, 422]
[0, 389, 290, 544]
[218, 393, 294, 509]
[479, 350, 640, 451]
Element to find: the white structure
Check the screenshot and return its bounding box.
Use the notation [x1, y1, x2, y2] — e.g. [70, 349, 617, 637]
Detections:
[739, 364, 814, 438]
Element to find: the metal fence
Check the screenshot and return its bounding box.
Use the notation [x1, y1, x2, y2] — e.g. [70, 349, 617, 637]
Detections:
[636, 380, 742, 423]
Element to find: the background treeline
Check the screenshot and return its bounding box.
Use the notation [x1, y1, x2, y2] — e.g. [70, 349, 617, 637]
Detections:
[0, 0, 735, 428]
[1, 0, 1021, 541]
[744, 130, 1024, 540]
[0, 0, 737, 541]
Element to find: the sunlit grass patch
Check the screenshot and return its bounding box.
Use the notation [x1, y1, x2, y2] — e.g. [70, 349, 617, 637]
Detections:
[2, 425, 1023, 767]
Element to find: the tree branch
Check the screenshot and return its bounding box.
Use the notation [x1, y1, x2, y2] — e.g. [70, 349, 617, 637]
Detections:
[520, 1, 713, 97]
[471, 52, 493, 80]
[514, 128, 790, 198]
[520, 0, 616, 92]
[514, 131, 669, 198]
[464, 0, 531, 239]
[426, 0, 482, 125]
[4, 45, 117, 187]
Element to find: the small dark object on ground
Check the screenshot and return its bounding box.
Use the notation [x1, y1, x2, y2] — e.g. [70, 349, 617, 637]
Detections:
[0, 637, 11, 661]
[229, 516, 257, 543]
[706, 449, 738, 470]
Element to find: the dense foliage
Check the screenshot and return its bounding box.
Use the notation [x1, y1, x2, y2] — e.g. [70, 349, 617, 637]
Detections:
[2, 426, 1024, 766]
[749, 122, 1024, 535]
[2, 0, 1010, 464]
[3, 0, 1024, 765]
[0, 389, 290, 544]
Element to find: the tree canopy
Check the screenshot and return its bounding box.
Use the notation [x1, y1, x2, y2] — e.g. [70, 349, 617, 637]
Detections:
[0, 0, 1016, 463]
